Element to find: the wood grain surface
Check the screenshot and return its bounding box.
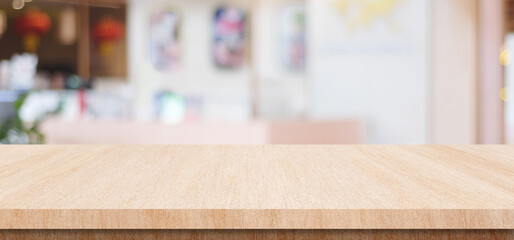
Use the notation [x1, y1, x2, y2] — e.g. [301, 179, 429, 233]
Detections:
[1, 230, 513, 240]
[0, 145, 512, 229]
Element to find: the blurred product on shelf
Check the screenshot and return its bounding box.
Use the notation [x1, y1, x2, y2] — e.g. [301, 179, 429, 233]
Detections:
[18, 89, 132, 122]
[50, 72, 65, 90]
[86, 89, 133, 120]
[155, 91, 185, 124]
[9, 54, 37, 90]
[0, 60, 9, 89]
[10, 89, 253, 124]
[185, 96, 203, 122]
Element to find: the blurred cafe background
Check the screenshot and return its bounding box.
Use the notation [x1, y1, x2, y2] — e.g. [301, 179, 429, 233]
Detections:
[0, 0, 512, 144]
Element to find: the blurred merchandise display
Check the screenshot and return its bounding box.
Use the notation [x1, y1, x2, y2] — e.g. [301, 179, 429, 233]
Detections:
[0, 52, 91, 92]
[213, 6, 246, 69]
[86, 89, 133, 120]
[33, 72, 51, 89]
[14, 8, 52, 53]
[0, 0, 306, 125]
[9, 53, 37, 90]
[150, 10, 181, 71]
[18, 89, 132, 122]
[50, 72, 65, 89]
[280, 3, 306, 70]
[65, 75, 87, 89]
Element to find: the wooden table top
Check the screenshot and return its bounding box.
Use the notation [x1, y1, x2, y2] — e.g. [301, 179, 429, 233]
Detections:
[0, 145, 512, 229]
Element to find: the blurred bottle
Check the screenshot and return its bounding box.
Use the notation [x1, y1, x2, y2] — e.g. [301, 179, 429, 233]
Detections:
[0, 60, 9, 90]
[9, 54, 38, 91]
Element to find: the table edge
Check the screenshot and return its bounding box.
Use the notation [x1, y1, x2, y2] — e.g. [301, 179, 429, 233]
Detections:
[1, 209, 512, 229]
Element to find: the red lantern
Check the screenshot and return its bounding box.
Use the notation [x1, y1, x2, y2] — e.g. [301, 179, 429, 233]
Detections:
[15, 9, 52, 53]
[93, 17, 124, 56]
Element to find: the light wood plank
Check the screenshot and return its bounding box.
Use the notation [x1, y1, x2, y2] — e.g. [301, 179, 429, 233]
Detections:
[0, 145, 512, 229]
[1, 230, 512, 240]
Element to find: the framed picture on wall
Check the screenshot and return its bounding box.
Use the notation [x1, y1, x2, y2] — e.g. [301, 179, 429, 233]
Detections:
[213, 6, 246, 69]
[150, 10, 181, 72]
[279, 3, 306, 70]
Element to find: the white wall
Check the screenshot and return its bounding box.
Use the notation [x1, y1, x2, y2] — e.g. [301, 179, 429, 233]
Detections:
[431, 0, 477, 144]
[306, 0, 430, 144]
[253, 0, 306, 119]
[477, 0, 505, 144]
[126, 0, 481, 144]
[128, 0, 251, 121]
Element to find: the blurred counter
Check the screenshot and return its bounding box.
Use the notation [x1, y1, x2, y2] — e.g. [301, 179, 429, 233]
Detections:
[41, 118, 365, 144]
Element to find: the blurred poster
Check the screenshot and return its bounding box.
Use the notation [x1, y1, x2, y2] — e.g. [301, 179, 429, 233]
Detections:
[322, 0, 413, 53]
[150, 11, 181, 71]
[280, 4, 306, 70]
[213, 7, 246, 69]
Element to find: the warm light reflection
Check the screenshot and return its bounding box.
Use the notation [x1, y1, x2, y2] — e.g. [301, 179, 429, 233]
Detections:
[0, 10, 6, 37]
[12, 0, 25, 10]
[500, 87, 509, 102]
[500, 48, 511, 66]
